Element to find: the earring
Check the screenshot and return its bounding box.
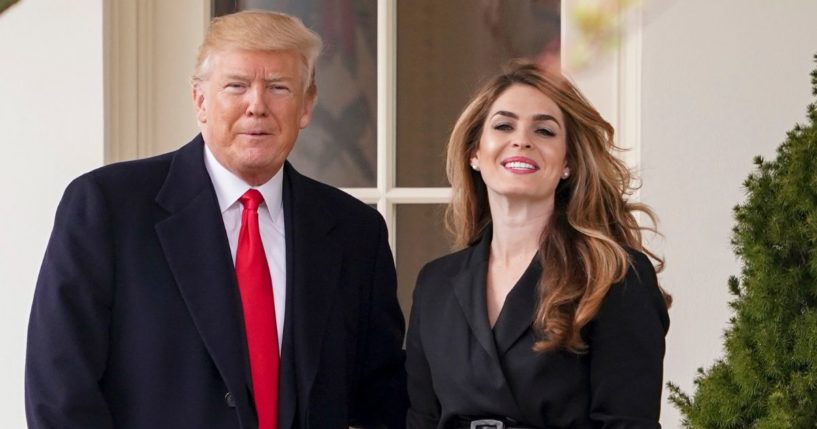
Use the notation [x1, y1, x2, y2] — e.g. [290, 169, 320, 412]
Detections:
[561, 168, 570, 179]
[471, 163, 480, 172]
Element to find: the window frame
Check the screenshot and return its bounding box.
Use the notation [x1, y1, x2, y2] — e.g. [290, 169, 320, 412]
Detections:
[104, 0, 642, 256]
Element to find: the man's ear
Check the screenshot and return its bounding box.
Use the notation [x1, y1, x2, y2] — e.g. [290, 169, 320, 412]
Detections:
[299, 85, 317, 129]
[192, 82, 207, 124]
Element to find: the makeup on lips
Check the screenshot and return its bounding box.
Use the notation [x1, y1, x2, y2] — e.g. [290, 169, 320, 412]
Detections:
[501, 156, 540, 174]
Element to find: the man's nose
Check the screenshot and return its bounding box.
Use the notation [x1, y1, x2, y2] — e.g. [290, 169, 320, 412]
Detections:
[246, 86, 269, 117]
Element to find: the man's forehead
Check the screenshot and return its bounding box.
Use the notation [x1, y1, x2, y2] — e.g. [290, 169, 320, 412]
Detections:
[208, 49, 303, 75]
[218, 70, 296, 81]
[210, 47, 300, 63]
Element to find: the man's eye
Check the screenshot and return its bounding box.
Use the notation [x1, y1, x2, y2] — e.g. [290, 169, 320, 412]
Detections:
[270, 85, 291, 94]
[225, 83, 246, 90]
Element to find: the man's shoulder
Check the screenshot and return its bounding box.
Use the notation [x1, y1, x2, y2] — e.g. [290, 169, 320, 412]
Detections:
[64, 148, 181, 206]
[90, 150, 175, 183]
[286, 165, 380, 221]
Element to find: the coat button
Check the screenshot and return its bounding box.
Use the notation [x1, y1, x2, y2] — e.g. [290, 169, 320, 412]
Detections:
[224, 392, 236, 408]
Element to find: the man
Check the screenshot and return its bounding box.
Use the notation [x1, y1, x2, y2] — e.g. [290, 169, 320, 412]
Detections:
[25, 10, 407, 429]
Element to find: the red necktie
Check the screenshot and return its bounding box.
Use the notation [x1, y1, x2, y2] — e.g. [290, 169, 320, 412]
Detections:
[236, 189, 279, 429]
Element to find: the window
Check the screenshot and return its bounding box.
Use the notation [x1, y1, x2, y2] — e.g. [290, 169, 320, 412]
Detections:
[212, 0, 561, 319]
[107, 0, 561, 320]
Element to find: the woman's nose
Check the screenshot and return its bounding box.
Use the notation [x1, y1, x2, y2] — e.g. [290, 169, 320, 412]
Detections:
[511, 137, 532, 149]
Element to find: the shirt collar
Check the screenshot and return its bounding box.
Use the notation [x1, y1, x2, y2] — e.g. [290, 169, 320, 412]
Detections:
[203, 143, 284, 226]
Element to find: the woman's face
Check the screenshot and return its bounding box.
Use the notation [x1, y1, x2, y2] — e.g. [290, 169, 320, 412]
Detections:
[471, 84, 568, 206]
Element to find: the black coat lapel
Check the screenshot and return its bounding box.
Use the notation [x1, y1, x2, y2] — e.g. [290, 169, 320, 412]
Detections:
[451, 234, 498, 360]
[493, 258, 540, 355]
[452, 228, 524, 416]
[154, 136, 254, 428]
[279, 163, 342, 428]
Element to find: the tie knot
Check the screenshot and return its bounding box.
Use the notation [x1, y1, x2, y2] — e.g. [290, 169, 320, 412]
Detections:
[239, 189, 264, 211]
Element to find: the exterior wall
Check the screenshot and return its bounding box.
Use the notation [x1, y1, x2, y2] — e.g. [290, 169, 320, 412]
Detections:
[640, 1, 817, 426]
[566, 1, 817, 427]
[0, 0, 104, 427]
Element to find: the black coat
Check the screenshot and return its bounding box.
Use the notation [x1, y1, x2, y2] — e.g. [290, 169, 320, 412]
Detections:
[406, 231, 669, 428]
[25, 135, 408, 429]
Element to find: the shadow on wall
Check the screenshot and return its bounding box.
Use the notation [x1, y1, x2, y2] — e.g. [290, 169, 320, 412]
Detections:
[0, 0, 19, 15]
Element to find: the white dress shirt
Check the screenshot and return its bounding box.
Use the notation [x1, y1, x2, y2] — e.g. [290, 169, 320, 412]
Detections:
[203, 145, 286, 351]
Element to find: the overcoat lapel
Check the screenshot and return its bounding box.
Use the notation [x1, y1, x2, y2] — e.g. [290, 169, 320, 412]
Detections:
[154, 137, 254, 428]
[279, 163, 342, 428]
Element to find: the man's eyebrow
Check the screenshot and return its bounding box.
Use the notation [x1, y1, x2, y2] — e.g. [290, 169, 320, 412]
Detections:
[221, 74, 292, 83]
[263, 77, 292, 84]
[223, 73, 250, 81]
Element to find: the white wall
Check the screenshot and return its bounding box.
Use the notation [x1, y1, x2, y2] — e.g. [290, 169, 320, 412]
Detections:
[640, 1, 817, 427]
[0, 0, 104, 427]
[566, 1, 817, 427]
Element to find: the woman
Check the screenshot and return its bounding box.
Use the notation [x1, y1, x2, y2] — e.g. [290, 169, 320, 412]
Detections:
[406, 61, 671, 429]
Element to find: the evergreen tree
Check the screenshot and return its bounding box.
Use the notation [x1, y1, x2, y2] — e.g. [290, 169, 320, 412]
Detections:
[668, 55, 817, 428]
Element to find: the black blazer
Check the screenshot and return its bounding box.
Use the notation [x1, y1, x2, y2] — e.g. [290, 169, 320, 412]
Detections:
[406, 231, 669, 428]
[25, 135, 408, 429]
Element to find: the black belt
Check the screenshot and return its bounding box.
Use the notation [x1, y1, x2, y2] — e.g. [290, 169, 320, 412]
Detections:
[454, 417, 536, 429]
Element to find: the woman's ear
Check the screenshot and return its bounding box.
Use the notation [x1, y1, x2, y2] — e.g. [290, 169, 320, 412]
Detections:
[470, 156, 480, 172]
[561, 166, 570, 179]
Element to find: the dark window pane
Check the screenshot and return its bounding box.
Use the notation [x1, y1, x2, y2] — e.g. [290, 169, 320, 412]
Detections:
[214, 0, 378, 187]
[396, 204, 452, 322]
[396, 0, 560, 187]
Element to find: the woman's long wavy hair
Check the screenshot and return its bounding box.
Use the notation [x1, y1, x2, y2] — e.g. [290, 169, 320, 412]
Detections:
[446, 60, 671, 353]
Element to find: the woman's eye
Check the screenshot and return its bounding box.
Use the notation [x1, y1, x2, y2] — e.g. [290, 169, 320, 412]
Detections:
[536, 128, 556, 137]
[493, 123, 513, 131]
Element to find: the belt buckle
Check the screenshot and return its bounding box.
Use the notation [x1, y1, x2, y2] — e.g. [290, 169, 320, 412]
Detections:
[470, 419, 505, 429]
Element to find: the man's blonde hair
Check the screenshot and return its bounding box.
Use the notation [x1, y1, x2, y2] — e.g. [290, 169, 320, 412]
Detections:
[193, 10, 323, 91]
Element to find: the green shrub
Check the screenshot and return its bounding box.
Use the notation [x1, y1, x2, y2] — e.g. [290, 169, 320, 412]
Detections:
[668, 55, 817, 428]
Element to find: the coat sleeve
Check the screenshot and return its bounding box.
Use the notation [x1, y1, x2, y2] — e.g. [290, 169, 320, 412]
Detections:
[405, 264, 441, 428]
[588, 251, 670, 428]
[350, 215, 409, 428]
[25, 174, 115, 429]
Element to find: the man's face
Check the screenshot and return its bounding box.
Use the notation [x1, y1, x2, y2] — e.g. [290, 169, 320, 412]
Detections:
[194, 49, 315, 185]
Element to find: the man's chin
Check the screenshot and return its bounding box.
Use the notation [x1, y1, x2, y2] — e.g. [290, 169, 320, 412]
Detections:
[233, 159, 283, 185]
